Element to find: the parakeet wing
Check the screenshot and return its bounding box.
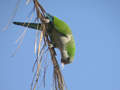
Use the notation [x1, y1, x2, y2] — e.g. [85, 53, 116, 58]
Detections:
[53, 16, 72, 36]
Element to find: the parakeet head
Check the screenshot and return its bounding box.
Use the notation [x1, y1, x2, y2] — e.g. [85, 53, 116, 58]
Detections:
[61, 53, 75, 65]
[61, 37, 76, 65]
[61, 57, 72, 64]
[45, 13, 54, 23]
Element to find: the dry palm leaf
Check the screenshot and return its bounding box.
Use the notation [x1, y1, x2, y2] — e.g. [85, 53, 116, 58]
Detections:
[31, 0, 67, 90]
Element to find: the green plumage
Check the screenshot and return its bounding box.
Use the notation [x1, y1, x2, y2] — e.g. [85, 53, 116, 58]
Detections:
[66, 37, 75, 62]
[54, 16, 72, 35]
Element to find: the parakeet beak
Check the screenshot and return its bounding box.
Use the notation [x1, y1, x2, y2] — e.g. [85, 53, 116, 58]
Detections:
[61, 57, 71, 65]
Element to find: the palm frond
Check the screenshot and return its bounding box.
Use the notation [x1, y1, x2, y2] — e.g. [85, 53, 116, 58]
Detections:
[31, 1, 67, 90]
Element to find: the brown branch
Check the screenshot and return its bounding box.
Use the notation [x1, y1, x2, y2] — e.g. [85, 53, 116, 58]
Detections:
[32, 0, 67, 90]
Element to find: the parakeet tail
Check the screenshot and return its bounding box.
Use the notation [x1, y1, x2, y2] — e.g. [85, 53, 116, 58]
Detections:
[13, 22, 42, 30]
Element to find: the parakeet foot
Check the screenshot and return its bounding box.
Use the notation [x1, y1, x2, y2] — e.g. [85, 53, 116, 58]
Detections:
[48, 43, 57, 55]
[48, 43, 54, 48]
[43, 18, 50, 23]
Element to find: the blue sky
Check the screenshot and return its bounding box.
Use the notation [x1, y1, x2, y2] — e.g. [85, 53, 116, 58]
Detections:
[0, 0, 120, 90]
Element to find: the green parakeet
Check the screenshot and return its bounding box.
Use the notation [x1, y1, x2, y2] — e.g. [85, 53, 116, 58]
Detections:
[13, 13, 75, 65]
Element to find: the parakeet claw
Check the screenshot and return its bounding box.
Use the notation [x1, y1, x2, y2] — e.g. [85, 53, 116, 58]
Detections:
[48, 43, 57, 56]
[43, 18, 50, 23]
[48, 43, 54, 48]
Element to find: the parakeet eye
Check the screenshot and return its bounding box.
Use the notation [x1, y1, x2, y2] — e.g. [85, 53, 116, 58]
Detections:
[67, 57, 70, 61]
